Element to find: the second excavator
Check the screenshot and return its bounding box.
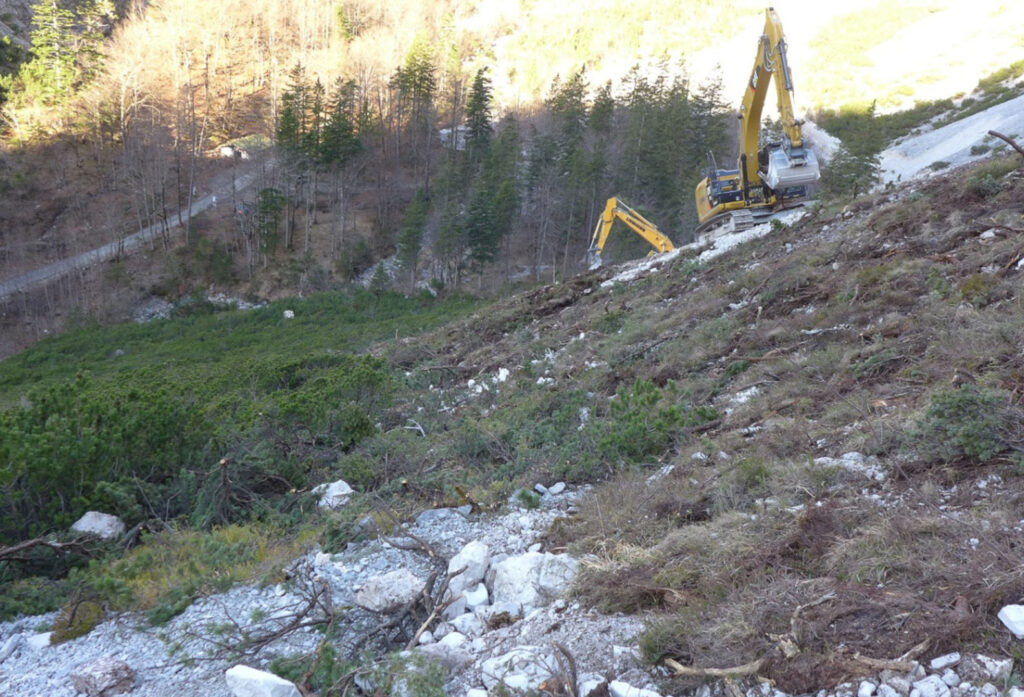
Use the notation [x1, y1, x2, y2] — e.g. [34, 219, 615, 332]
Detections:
[587, 197, 675, 269]
[695, 7, 819, 236]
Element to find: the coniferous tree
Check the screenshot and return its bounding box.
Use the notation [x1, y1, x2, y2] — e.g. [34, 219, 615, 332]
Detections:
[465, 67, 493, 164]
[397, 188, 429, 287]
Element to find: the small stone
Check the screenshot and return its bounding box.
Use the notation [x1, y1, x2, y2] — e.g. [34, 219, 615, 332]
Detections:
[70, 656, 135, 696]
[977, 684, 998, 697]
[25, 632, 52, 650]
[912, 675, 950, 697]
[548, 482, 566, 495]
[909, 663, 927, 680]
[528, 542, 542, 553]
[930, 653, 961, 671]
[884, 675, 912, 697]
[998, 604, 1024, 638]
[534, 483, 549, 495]
[312, 480, 353, 510]
[940, 670, 959, 687]
[438, 632, 467, 648]
[463, 582, 489, 609]
[878, 685, 901, 697]
[578, 673, 607, 697]
[975, 654, 1012, 681]
[417, 630, 434, 645]
[283, 310, 295, 319]
[0, 635, 22, 663]
[609, 680, 662, 697]
[859, 681, 877, 697]
[448, 612, 485, 637]
[1009, 688, 1024, 697]
[466, 690, 488, 697]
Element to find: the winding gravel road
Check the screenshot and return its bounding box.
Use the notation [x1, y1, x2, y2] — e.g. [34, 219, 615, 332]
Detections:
[0, 168, 261, 300]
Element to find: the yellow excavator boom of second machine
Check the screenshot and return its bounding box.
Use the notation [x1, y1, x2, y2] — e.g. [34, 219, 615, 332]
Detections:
[587, 197, 674, 269]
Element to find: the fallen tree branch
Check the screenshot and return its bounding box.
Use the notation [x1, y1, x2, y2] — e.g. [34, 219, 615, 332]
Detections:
[664, 657, 764, 677]
[988, 130, 1024, 160]
[0, 536, 92, 563]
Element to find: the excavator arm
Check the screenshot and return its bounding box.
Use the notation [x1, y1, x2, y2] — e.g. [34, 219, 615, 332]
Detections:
[738, 7, 816, 193]
[695, 7, 819, 232]
[587, 197, 674, 269]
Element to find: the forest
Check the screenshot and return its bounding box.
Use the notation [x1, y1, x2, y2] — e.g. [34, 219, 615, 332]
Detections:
[0, 0, 737, 299]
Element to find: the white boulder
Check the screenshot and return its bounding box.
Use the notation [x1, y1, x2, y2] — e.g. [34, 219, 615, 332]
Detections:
[225, 665, 301, 697]
[448, 540, 490, 596]
[355, 569, 424, 612]
[70, 656, 135, 696]
[998, 604, 1024, 638]
[0, 634, 22, 663]
[491, 551, 578, 610]
[312, 479, 353, 510]
[71, 511, 125, 540]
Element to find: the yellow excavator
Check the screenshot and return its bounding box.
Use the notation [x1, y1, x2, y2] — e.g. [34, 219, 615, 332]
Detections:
[587, 197, 675, 269]
[695, 7, 819, 236]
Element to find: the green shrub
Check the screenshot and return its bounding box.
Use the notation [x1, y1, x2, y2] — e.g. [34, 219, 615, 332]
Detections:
[909, 385, 1024, 463]
[51, 598, 105, 643]
[598, 379, 718, 465]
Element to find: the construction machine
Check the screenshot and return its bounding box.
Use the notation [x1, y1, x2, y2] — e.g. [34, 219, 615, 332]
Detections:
[695, 7, 819, 236]
[587, 197, 675, 269]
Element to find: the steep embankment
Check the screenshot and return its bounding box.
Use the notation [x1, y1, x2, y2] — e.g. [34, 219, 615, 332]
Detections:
[1, 146, 1024, 696]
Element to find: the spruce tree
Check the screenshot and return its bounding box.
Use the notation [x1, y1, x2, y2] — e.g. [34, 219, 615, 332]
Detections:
[465, 68, 493, 163]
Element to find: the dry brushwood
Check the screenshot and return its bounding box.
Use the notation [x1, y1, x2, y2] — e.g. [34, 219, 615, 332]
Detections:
[0, 536, 93, 563]
[664, 657, 765, 677]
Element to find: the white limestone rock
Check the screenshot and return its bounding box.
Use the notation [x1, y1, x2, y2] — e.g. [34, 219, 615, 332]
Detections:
[930, 653, 960, 671]
[448, 612, 485, 637]
[417, 642, 473, 672]
[355, 569, 425, 613]
[480, 646, 556, 691]
[548, 481, 567, 495]
[578, 673, 609, 697]
[225, 665, 301, 697]
[491, 551, 578, 610]
[448, 540, 490, 596]
[998, 604, 1024, 638]
[878, 685, 902, 697]
[0, 634, 22, 663]
[71, 511, 125, 540]
[463, 582, 489, 609]
[312, 480, 353, 510]
[957, 654, 1012, 682]
[70, 656, 135, 696]
[610, 680, 663, 697]
[912, 675, 950, 697]
[25, 632, 52, 650]
[859, 681, 877, 697]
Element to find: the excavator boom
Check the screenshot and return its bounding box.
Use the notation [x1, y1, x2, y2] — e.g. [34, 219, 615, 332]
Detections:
[587, 197, 674, 269]
[695, 7, 819, 234]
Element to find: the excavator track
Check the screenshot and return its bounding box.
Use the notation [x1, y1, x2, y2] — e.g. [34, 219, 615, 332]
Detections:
[694, 209, 755, 241]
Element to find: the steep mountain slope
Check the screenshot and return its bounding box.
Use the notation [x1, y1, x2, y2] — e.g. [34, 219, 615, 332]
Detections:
[1, 145, 1023, 694]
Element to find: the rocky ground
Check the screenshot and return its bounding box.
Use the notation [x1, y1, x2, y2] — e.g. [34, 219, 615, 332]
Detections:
[2, 476, 1023, 697]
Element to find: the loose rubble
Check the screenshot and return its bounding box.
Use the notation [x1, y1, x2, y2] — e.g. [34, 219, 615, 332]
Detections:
[2, 482, 1023, 697]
